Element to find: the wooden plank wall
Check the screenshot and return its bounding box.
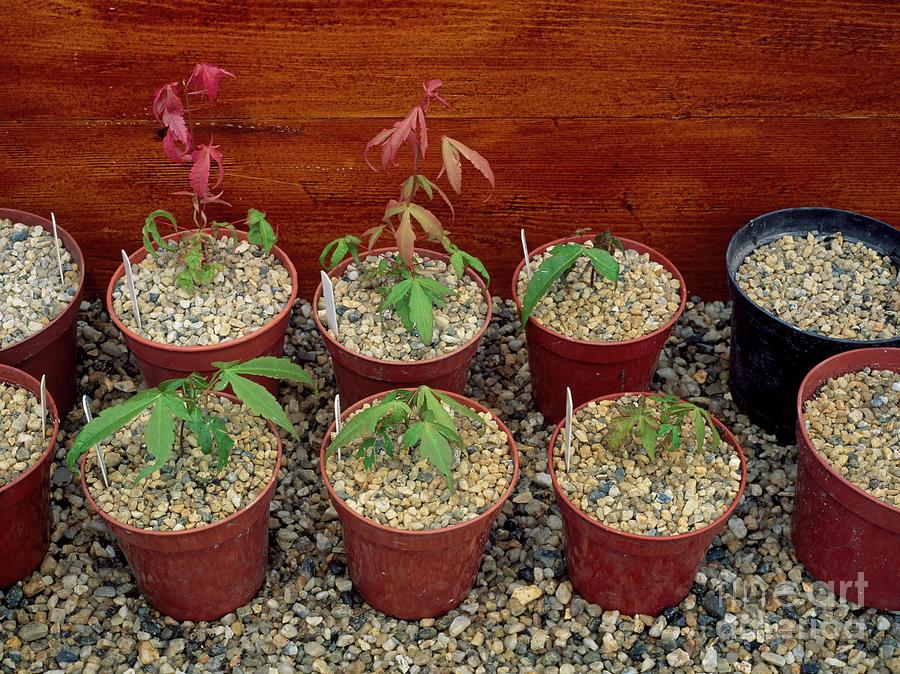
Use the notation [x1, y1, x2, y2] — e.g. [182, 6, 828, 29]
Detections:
[2, 0, 899, 300]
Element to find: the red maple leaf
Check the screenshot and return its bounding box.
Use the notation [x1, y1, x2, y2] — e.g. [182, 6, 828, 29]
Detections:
[188, 64, 234, 102]
[189, 143, 224, 198]
[422, 80, 451, 111]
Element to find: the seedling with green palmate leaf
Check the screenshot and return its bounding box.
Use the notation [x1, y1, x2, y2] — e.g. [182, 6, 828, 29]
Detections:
[67, 357, 314, 483]
[520, 231, 624, 327]
[325, 386, 485, 490]
[604, 395, 721, 461]
[319, 80, 493, 345]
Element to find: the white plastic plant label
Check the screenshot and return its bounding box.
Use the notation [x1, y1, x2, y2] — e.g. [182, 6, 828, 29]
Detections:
[50, 212, 66, 285]
[334, 393, 343, 460]
[39, 374, 47, 436]
[320, 270, 339, 337]
[82, 394, 109, 488]
[121, 249, 142, 331]
[521, 228, 532, 278]
[564, 386, 574, 470]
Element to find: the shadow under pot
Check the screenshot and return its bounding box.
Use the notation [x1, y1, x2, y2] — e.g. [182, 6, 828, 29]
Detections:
[726, 207, 900, 443]
[0, 364, 59, 588]
[78, 393, 282, 621]
[512, 235, 687, 425]
[548, 392, 747, 616]
[319, 388, 519, 619]
[107, 230, 298, 395]
[313, 247, 492, 408]
[793, 347, 900, 610]
[0, 208, 85, 415]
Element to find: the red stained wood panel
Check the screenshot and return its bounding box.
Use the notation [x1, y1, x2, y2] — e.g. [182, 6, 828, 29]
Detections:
[2, 118, 900, 300]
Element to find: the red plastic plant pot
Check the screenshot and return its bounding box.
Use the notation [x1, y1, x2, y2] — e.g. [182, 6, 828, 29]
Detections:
[548, 391, 747, 616]
[0, 364, 59, 588]
[793, 347, 900, 610]
[319, 389, 519, 619]
[312, 247, 492, 407]
[79, 396, 283, 621]
[0, 208, 85, 415]
[511, 235, 687, 425]
[107, 230, 298, 395]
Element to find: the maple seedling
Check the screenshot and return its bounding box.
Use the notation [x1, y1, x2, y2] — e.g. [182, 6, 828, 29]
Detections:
[604, 395, 721, 461]
[320, 80, 493, 344]
[520, 230, 623, 327]
[147, 64, 277, 291]
[326, 386, 484, 490]
[67, 357, 314, 483]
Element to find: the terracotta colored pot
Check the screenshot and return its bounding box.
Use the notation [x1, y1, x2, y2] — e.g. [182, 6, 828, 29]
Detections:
[79, 397, 282, 621]
[0, 208, 85, 415]
[548, 391, 747, 615]
[512, 235, 687, 425]
[312, 247, 492, 407]
[320, 389, 519, 619]
[0, 365, 59, 588]
[727, 207, 900, 443]
[793, 347, 900, 610]
[107, 230, 298, 395]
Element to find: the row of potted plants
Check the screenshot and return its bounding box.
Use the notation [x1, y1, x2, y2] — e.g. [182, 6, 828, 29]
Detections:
[1, 65, 897, 623]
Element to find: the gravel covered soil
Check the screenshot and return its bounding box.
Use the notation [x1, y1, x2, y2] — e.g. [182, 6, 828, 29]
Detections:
[802, 368, 900, 508]
[324, 401, 513, 530]
[318, 252, 488, 361]
[0, 382, 52, 489]
[84, 398, 279, 531]
[0, 297, 898, 674]
[516, 242, 682, 342]
[112, 237, 291, 346]
[0, 218, 80, 348]
[553, 395, 742, 536]
[736, 232, 900, 340]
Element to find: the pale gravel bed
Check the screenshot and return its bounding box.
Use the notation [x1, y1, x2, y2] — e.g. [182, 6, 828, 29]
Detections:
[0, 218, 79, 348]
[0, 381, 52, 489]
[112, 237, 291, 346]
[516, 242, 681, 342]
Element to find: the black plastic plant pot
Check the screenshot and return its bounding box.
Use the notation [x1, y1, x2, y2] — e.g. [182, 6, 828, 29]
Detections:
[726, 207, 900, 443]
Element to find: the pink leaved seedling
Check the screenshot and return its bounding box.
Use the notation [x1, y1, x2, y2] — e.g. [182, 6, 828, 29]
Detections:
[146, 64, 277, 291]
[320, 80, 494, 345]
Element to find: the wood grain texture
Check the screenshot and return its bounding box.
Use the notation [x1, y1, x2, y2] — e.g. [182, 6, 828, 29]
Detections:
[2, 0, 900, 300]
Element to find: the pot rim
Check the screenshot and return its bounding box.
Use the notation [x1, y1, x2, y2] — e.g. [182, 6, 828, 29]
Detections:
[106, 229, 299, 354]
[79, 391, 284, 538]
[312, 246, 493, 367]
[0, 364, 60, 496]
[319, 387, 520, 538]
[510, 234, 688, 347]
[547, 391, 748, 543]
[726, 206, 900, 347]
[795, 346, 900, 517]
[0, 208, 86, 356]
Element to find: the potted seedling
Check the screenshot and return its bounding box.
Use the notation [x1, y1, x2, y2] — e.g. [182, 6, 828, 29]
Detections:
[67, 356, 314, 620]
[0, 365, 58, 587]
[513, 231, 686, 423]
[107, 64, 298, 392]
[727, 207, 900, 442]
[548, 391, 746, 615]
[793, 347, 900, 610]
[314, 80, 495, 405]
[0, 209, 84, 414]
[319, 385, 519, 619]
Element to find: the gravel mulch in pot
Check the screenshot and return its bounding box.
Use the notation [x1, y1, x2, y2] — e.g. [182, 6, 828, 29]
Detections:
[112, 237, 291, 346]
[3, 297, 897, 674]
[736, 232, 900, 340]
[0, 218, 80, 348]
[84, 398, 278, 531]
[0, 381, 52, 488]
[318, 251, 488, 361]
[516, 242, 681, 341]
[553, 395, 742, 535]
[803, 367, 900, 508]
[324, 400, 513, 530]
